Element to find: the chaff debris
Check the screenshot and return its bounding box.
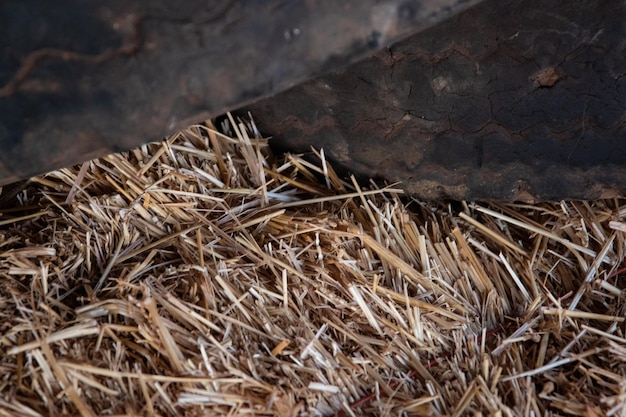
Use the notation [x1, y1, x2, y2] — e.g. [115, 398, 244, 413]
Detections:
[1, 116, 626, 416]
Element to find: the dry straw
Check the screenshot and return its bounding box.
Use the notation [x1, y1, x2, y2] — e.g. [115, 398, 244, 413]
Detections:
[1, 114, 626, 416]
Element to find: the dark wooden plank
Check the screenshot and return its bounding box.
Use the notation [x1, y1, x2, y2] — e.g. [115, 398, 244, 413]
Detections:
[247, 0, 626, 201]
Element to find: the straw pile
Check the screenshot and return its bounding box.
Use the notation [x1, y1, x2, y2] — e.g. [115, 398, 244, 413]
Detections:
[1, 114, 626, 416]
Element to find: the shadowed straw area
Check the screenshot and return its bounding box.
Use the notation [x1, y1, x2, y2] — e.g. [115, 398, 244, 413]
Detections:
[1, 114, 626, 416]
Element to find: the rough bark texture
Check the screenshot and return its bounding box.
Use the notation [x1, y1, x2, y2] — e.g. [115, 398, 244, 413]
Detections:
[248, 0, 626, 201]
[0, 0, 480, 185]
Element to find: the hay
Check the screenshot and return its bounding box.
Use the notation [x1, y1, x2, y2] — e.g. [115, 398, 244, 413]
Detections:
[1, 114, 626, 416]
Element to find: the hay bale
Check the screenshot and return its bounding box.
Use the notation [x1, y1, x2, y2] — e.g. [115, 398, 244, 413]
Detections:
[0, 114, 625, 416]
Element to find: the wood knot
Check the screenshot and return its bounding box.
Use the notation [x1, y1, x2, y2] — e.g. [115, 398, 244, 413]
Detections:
[532, 66, 562, 88]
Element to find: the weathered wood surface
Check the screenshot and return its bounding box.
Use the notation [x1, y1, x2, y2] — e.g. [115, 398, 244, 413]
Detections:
[248, 0, 626, 201]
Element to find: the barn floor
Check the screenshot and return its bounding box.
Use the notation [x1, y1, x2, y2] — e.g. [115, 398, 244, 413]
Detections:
[1, 115, 625, 416]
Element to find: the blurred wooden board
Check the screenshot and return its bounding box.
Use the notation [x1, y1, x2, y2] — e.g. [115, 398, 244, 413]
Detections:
[0, 0, 480, 185]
